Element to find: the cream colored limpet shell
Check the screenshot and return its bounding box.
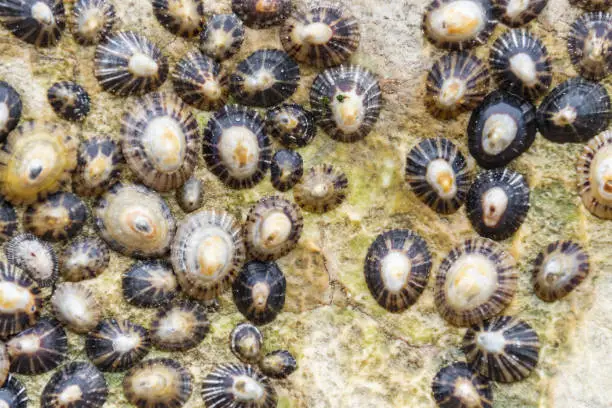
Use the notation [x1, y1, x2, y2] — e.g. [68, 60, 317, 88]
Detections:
[577, 130, 612, 219]
[508, 53, 538, 87]
[51, 282, 100, 333]
[426, 159, 458, 200]
[481, 113, 518, 156]
[123, 358, 192, 408]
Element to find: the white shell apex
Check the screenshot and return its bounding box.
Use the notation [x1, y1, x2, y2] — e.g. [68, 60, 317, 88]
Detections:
[232, 374, 265, 401]
[31, 1, 55, 25]
[594, 155, 612, 202]
[143, 116, 187, 173]
[444, 253, 498, 311]
[295, 22, 333, 45]
[112, 332, 141, 353]
[257, 211, 292, 249]
[0, 102, 9, 130]
[78, 8, 104, 38]
[129, 53, 159, 77]
[482, 113, 518, 156]
[218, 126, 261, 178]
[0, 281, 33, 313]
[476, 330, 507, 353]
[331, 91, 365, 133]
[380, 251, 412, 293]
[509, 53, 538, 86]
[438, 77, 467, 107]
[426, 159, 457, 199]
[481, 186, 509, 227]
[505, 0, 531, 19]
[186, 228, 234, 282]
[553, 106, 577, 126]
[427, 0, 486, 42]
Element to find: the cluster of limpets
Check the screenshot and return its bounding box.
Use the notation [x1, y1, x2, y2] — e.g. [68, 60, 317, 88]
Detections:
[0, 0, 385, 405]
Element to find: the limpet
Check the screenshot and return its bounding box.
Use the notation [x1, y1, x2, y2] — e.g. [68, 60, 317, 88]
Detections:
[0, 198, 18, 243]
[73, 136, 123, 197]
[230, 322, 263, 364]
[294, 164, 348, 213]
[199, 13, 245, 61]
[364, 229, 433, 313]
[150, 300, 209, 351]
[434, 238, 518, 326]
[0, 0, 66, 47]
[0, 262, 42, 338]
[232, 0, 291, 28]
[60, 237, 110, 282]
[121, 92, 200, 192]
[567, 11, 612, 81]
[47, 81, 91, 121]
[266, 103, 316, 148]
[86, 319, 151, 372]
[270, 149, 303, 192]
[577, 130, 612, 219]
[71, 0, 116, 45]
[152, 0, 205, 38]
[51, 282, 101, 333]
[0, 81, 22, 143]
[41, 361, 108, 408]
[122, 260, 179, 307]
[0, 375, 27, 408]
[0, 120, 78, 205]
[23, 192, 88, 241]
[202, 363, 277, 408]
[176, 176, 204, 213]
[94, 183, 176, 259]
[310, 65, 382, 143]
[123, 358, 192, 408]
[259, 350, 297, 379]
[5, 233, 58, 287]
[431, 362, 493, 408]
[0, 342, 7, 386]
[492, 0, 548, 27]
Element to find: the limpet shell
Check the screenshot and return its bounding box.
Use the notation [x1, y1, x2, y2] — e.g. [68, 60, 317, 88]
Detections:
[431, 362, 493, 408]
[270, 149, 303, 192]
[23, 191, 88, 242]
[577, 130, 612, 219]
[51, 282, 101, 333]
[0, 198, 18, 243]
[199, 13, 245, 61]
[150, 301, 209, 351]
[230, 322, 263, 364]
[5, 233, 58, 287]
[41, 361, 108, 408]
[0, 81, 22, 143]
[266, 103, 316, 148]
[47, 81, 91, 121]
[152, 0, 205, 38]
[568, 11, 612, 81]
[492, 0, 548, 27]
[123, 358, 192, 408]
[0, 262, 42, 338]
[71, 0, 116, 45]
[232, 0, 291, 28]
[0, 0, 66, 47]
[60, 236, 110, 281]
[176, 176, 204, 213]
[259, 350, 297, 379]
[0, 375, 28, 408]
[294, 164, 348, 213]
[73, 136, 123, 197]
[202, 363, 277, 408]
[86, 319, 151, 372]
[122, 260, 179, 308]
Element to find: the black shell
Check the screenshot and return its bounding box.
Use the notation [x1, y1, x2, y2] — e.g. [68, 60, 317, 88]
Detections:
[0, 81, 22, 143]
[425, 52, 490, 120]
[0, 0, 66, 46]
[199, 13, 245, 61]
[172, 50, 229, 111]
[229, 49, 300, 108]
[5, 233, 58, 287]
[568, 11, 612, 81]
[405, 138, 473, 214]
[73, 136, 123, 197]
[259, 350, 297, 379]
[536, 77, 611, 143]
[47, 81, 91, 121]
[0, 197, 18, 242]
[270, 149, 303, 192]
[23, 191, 88, 241]
[280, 5, 360, 68]
[123, 358, 192, 408]
[364, 229, 433, 313]
[310, 65, 382, 143]
[569, 0, 611, 11]
[266, 104, 316, 148]
[423, 0, 497, 50]
[0, 262, 42, 338]
[466, 168, 530, 241]
[463, 316, 540, 383]
[94, 31, 168, 96]
[176, 176, 204, 213]
[230, 322, 263, 364]
[60, 236, 110, 281]
[122, 260, 178, 307]
[233, 261, 286, 325]
[431, 362, 493, 408]
[51, 282, 101, 333]
[532, 240, 590, 302]
[152, 0, 204, 37]
[71, 0, 116, 45]
[121, 92, 200, 192]
[493, 0, 548, 27]
[294, 164, 348, 213]
[489, 29, 552, 100]
[467, 91, 537, 169]
[86, 319, 151, 372]
[577, 130, 612, 219]
[41, 361, 108, 408]
[0, 375, 27, 408]
[203, 105, 272, 189]
[202, 363, 277, 408]
[150, 301, 209, 351]
[232, 0, 291, 28]
[6, 317, 67, 375]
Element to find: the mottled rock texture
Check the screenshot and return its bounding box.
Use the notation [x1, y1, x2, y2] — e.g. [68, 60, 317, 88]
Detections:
[0, 0, 610, 407]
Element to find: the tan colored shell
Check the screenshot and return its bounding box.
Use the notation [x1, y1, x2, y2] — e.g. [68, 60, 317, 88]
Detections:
[123, 358, 192, 408]
[294, 164, 348, 213]
[577, 130, 612, 219]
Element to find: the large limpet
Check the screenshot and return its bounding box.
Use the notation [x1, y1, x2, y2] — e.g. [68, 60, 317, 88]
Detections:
[152, 0, 205, 38]
[123, 358, 192, 408]
[0, 0, 66, 46]
[73, 136, 123, 197]
[41, 361, 108, 408]
[202, 363, 277, 408]
[577, 130, 612, 219]
[0, 262, 42, 338]
[71, 0, 116, 45]
[86, 319, 151, 372]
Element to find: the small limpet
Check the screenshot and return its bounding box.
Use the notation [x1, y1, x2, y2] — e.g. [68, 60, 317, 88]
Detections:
[489, 29, 552, 100]
[202, 363, 277, 408]
[0, 0, 66, 47]
[431, 362, 493, 408]
[467, 91, 537, 169]
[423, 0, 496, 50]
[310, 65, 382, 143]
[466, 168, 530, 240]
[405, 138, 473, 214]
[233, 260, 286, 325]
[0, 375, 27, 408]
[6, 317, 67, 375]
[5, 233, 58, 287]
[41, 361, 108, 408]
[71, 0, 116, 45]
[73, 136, 123, 197]
[0, 262, 42, 338]
[94, 31, 168, 96]
[203, 105, 271, 189]
[232, 0, 291, 28]
[492, 0, 548, 27]
[577, 130, 612, 219]
[259, 350, 297, 379]
[0, 342, 7, 386]
[60, 237, 110, 282]
[172, 50, 229, 111]
[0, 198, 18, 242]
[152, 0, 205, 38]
[266, 103, 316, 148]
[364, 229, 433, 313]
[569, 0, 611, 11]
[568, 11, 612, 81]
[0, 81, 22, 143]
[199, 13, 245, 61]
[150, 301, 209, 351]
[270, 149, 303, 192]
[94, 183, 176, 259]
[123, 260, 179, 307]
[123, 358, 192, 408]
[463, 316, 540, 383]
[86, 319, 151, 372]
[47, 81, 91, 121]
[51, 282, 101, 333]
[536, 77, 611, 143]
[176, 177, 204, 213]
[244, 196, 303, 261]
[0, 120, 78, 205]
[425, 52, 490, 120]
[121, 92, 200, 192]
[230, 322, 263, 364]
[294, 164, 348, 213]
[533, 240, 590, 301]
[435, 238, 518, 327]
[229, 49, 300, 108]
[23, 192, 88, 241]
[280, 5, 360, 68]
